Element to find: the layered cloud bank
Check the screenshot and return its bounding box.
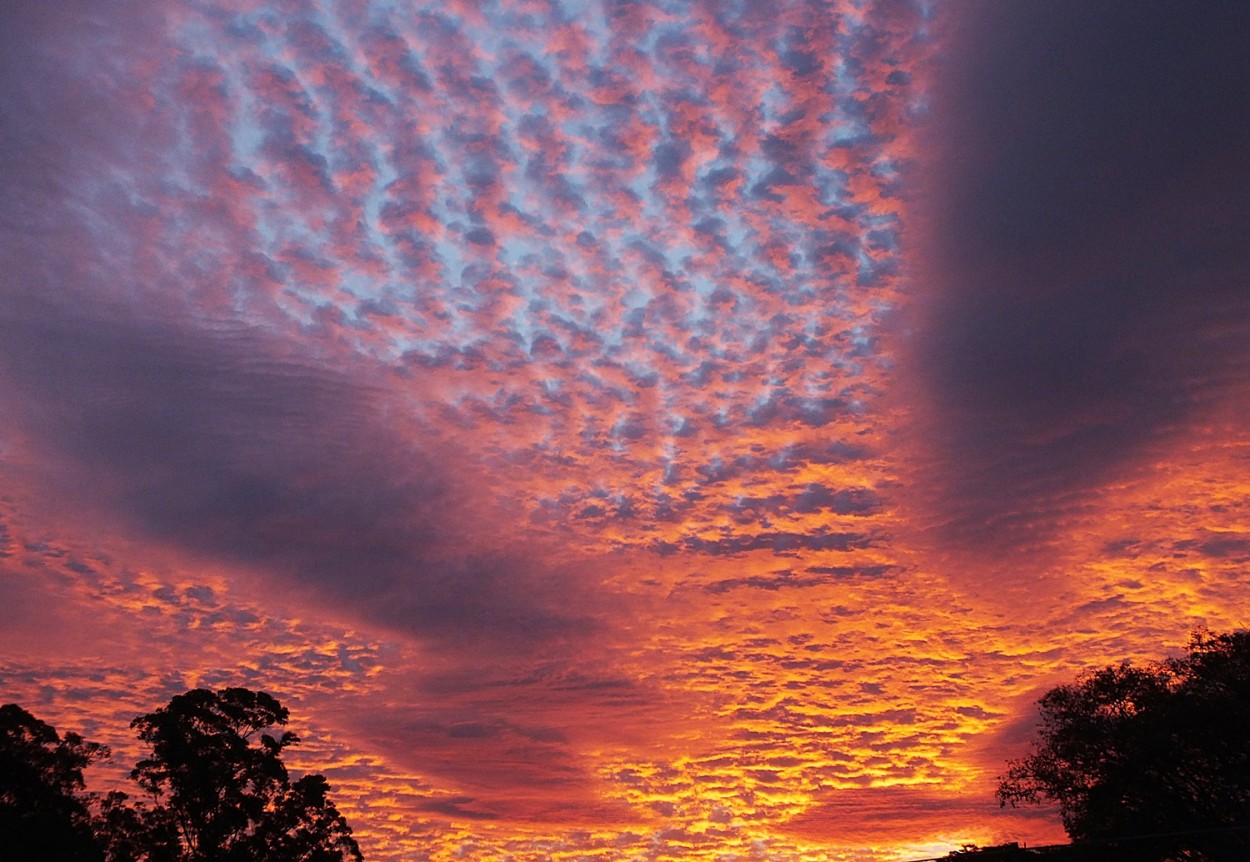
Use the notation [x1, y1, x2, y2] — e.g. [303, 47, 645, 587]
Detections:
[903, 0, 1250, 559]
[2, 2, 1248, 860]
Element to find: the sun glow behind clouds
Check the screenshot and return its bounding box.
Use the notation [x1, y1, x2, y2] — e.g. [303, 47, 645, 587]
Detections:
[3, 0, 1250, 860]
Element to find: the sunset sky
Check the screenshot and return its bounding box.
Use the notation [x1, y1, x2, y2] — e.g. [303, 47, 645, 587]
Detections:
[2, 1, 1249, 860]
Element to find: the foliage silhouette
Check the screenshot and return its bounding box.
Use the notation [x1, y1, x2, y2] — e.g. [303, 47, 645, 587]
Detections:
[0, 689, 362, 862]
[997, 630, 1250, 861]
[0, 702, 107, 862]
[123, 687, 362, 862]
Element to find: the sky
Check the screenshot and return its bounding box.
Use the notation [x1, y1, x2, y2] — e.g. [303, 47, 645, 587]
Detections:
[2, 1, 1249, 859]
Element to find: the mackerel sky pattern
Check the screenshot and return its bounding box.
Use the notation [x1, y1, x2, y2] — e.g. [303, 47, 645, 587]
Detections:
[3, 1, 1250, 861]
[153, 0, 907, 512]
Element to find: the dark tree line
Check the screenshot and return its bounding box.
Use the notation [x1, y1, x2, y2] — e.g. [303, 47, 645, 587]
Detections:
[944, 630, 1250, 861]
[0, 688, 362, 862]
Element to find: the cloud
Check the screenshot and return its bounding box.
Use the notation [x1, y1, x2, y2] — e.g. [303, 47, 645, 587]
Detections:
[0, 0, 624, 657]
[693, 563, 895, 594]
[0, 288, 609, 650]
[901, 1, 1250, 553]
[0, 1, 1071, 859]
[781, 784, 1063, 847]
[653, 530, 873, 557]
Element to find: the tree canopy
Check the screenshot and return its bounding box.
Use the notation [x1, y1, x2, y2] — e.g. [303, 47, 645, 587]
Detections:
[0, 703, 108, 862]
[997, 630, 1250, 860]
[0, 689, 362, 862]
[127, 687, 361, 862]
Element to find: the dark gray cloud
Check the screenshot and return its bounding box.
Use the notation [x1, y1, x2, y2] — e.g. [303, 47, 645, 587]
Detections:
[728, 486, 882, 522]
[0, 289, 601, 648]
[905, 1, 1250, 551]
[695, 563, 895, 594]
[652, 530, 873, 557]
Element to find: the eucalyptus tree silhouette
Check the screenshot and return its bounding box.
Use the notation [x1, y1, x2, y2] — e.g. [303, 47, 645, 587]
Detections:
[0, 689, 362, 861]
[0, 703, 106, 862]
[124, 687, 362, 862]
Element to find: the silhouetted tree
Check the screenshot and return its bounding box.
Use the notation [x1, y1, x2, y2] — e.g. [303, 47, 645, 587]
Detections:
[125, 687, 362, 862]
[0, 690, 362, 861]
[94, 789, 164, 862]
[997, 630, 1250, 860]
[0, 703, 107, 862]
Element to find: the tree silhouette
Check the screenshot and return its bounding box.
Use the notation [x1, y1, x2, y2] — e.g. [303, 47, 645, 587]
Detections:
[0, 703, 107, 862]
[124, 687, 362, 862]
[0, 690, 363, 861]
[997, 630, 1250, 860]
